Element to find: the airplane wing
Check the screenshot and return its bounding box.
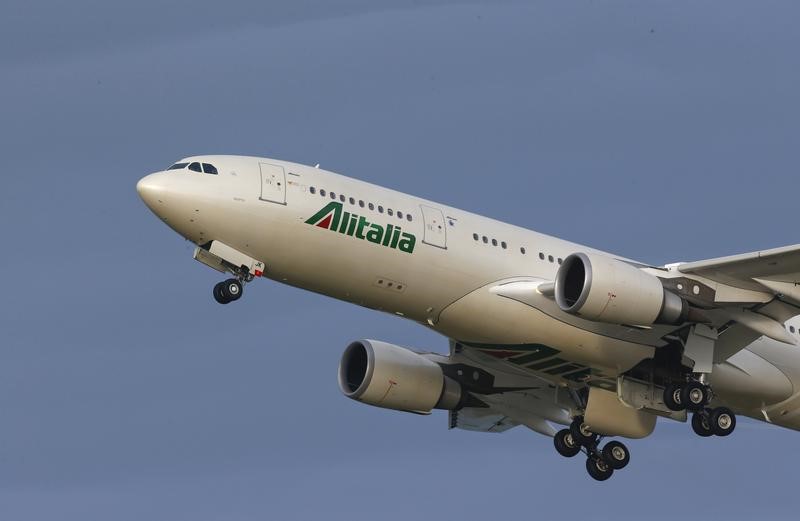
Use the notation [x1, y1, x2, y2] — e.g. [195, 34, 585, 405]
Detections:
[677, 243, 800, 303]
[442, 343, 570, 437]
[448, 391, 563, 436]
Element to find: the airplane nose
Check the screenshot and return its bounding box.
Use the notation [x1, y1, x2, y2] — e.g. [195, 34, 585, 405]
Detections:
[136, 173, 167, 209]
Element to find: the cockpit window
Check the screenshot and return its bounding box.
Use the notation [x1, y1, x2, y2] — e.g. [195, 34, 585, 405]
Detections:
[188, 162, 202, 172]
[168, 162, 188, 170]
[202, 163, 218, 175]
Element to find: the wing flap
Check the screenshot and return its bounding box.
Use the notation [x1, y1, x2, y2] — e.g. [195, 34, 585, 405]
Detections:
[449, 408, 518, 433]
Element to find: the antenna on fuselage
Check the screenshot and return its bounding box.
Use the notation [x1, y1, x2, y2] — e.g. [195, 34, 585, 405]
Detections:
[314, 163, 320, 168]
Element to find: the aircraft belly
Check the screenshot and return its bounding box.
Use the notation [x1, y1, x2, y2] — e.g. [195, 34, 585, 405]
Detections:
[435, 284, 654, 378]
[711, 350, 794, 409]
[737, 338, 800, 430]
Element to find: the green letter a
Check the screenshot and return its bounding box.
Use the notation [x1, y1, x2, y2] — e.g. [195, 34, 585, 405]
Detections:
[305, 202, 342, 230]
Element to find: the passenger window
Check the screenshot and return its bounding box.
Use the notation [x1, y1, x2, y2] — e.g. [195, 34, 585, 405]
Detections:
[188, 162, 202, 172]
[168, 162, 188, 170]
[359, 200, 365, 208]
[473, 233, 479, 241]
[330, 192, 336, 200]
[340, 194, 346, 202]
[378, 205, 384, 213]
[310, 187, 316, 194]
[501, 241, 507, 249]
[548, 255, 554, 263]
[482, 236, 488, 244]
[491, 238, 498, 246]
[387, 209, 393, 216]
[521, 247, 526, 254]
[368, 203, 374, 210]
[320, 189, 326, 197]
[406, 214, 412, 222]
[539, 252, 545, 260]
[349, 197, 355, 205]
[397, 211, 403, 219]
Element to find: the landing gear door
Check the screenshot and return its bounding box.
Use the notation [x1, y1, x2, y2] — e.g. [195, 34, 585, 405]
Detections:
[420, 205, 447, 249]
[259, 162, 286, 204]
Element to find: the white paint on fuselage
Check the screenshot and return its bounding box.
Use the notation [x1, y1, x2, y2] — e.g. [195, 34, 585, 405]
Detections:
[137, 155, 800, 430]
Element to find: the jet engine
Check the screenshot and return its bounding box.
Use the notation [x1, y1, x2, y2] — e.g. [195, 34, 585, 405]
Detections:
[554, 252, 687, 326]
[338, 340, 463, 414]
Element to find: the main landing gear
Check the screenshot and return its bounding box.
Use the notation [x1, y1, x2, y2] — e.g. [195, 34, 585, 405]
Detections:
[663, 379, 736, 437]
[213, 278, 244, 304]
[690, 406, 736, 437]
[553, 416, 631, 481]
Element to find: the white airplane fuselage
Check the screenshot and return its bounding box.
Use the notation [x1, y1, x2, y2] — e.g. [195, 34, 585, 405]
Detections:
[137, 155, 800, 433]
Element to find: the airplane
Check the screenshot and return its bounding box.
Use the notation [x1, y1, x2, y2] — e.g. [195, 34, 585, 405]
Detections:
[137, 155, 800, 481]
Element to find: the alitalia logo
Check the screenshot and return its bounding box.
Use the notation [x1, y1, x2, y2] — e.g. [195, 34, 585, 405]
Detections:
[305, 202, 416, 254]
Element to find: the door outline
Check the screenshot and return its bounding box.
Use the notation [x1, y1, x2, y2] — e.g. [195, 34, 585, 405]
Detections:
[258, 162, 287, 205]
[420, 204, 447, 249]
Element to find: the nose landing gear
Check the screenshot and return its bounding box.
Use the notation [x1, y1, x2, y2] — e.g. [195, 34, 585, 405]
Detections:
[213, 278, 244, 304]
[193, 242, 264, 305]
[211, 260, 257, 305]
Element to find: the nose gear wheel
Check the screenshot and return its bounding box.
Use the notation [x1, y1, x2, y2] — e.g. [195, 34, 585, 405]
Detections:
[213, 278, 244, 304]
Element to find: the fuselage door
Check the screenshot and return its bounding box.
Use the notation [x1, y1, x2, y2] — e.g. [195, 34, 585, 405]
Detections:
[420, 205, 447, 249]
[259, 162, 286, 204]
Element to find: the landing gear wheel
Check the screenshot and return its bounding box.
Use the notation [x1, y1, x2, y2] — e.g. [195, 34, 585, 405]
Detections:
[570, 416, 597, 446]
[681, 380, 709, 412]
[553, 429, 581, 458]
[601, 441, 630, 470]
[221, 278, 243, 302]
[586, 456, 614, 481]
[691, 411, 714, 437]
[213, 278, 244, 304]
[710, 407, 736, 437]
[213, 282, 229, 304]
[663, 383, 685, 411]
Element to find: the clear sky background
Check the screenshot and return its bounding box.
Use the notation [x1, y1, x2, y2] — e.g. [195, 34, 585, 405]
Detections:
[1, 1, 799, 519]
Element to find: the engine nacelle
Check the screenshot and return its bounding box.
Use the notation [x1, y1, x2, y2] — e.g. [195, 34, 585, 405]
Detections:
[555, 252, 687, 326]
[338, 340, 462, 414]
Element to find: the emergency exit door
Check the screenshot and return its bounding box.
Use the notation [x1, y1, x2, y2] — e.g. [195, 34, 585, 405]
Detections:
[420, 205, 447, 249]
[259, 162, 286, 204]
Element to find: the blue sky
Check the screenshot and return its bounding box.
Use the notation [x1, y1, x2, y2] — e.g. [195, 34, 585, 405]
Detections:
[1, 1, 799, 519]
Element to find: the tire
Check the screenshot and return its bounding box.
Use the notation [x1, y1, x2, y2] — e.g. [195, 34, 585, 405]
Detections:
[213, 282, 229, 304]
[681, 381, 708, 412]
[586, 456, 614, 481]
[554, 429, 581, 458]
[570, 416, 597, 446]
[710, 407, 736, 437]
[691, 411, 714, 437]
[663, 383, 685, 411]
[601, 441, 630, 470]
[221, 279, 243, 302]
